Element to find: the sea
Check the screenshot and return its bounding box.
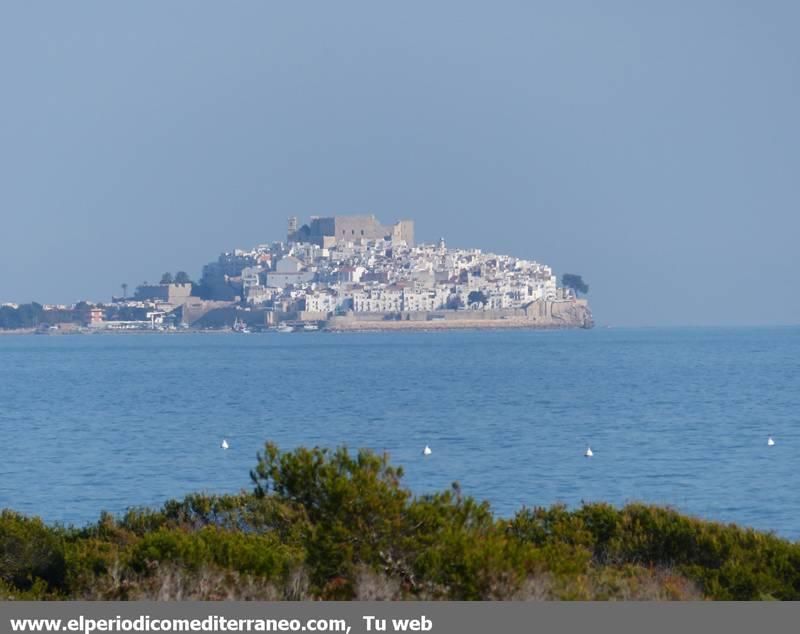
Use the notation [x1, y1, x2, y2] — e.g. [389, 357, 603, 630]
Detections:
[1, 327, 799, 538]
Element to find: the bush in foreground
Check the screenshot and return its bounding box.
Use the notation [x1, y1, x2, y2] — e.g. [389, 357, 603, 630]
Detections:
[1, 442, 797, 600]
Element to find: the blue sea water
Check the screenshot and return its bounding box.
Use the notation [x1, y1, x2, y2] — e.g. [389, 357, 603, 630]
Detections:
[1, 328, 799, 538]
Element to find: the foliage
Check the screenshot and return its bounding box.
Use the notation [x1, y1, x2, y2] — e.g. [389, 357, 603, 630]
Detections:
[158, 272, 192, 285]
[128, 527, 301, 580]
[0, 511, 66, 591]
[561, 273, 589, 296]
[195, 270, 238, 301]
[0, 303, 44, 329]
[250, 443, 409, 595]
[467, 291, 488, 307]
[1, 445, 798, 600]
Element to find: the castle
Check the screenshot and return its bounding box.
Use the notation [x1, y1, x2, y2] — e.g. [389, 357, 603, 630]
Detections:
[287, 214, 414, 248]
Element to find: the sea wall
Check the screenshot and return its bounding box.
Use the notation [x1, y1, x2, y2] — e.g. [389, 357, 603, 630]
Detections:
[325, 298, 593, 331]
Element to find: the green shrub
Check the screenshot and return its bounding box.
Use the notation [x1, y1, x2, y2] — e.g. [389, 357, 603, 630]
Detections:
[0, 511, 66, 592]
[4, 444, 800, 601]
[251, 443, 409, 593]
[129, 526, 302, 582]
[63, 537, 120, 590]
[159, 493, 309, 544]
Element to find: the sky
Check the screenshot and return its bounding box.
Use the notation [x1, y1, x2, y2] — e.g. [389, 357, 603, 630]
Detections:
[1, 2, 798, 326]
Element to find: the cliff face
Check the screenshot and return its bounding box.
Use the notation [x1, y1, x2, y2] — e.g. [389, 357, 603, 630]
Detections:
[523, 298, 594, 329]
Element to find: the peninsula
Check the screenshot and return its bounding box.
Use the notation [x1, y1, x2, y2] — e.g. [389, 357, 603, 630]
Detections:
[1, 215, 593, 333]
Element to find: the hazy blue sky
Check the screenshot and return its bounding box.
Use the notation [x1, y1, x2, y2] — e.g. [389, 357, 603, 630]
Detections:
[1, 2, 798, 326]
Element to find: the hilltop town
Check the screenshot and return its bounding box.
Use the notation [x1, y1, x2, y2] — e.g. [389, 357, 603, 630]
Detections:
[0, 215, 593, 333]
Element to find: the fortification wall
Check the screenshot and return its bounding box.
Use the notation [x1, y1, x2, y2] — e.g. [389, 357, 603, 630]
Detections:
[326, 299, 593, 331]
[182, 299, 237, 326]
[297, 311, 329, 321]
[290, 215, 415, 246]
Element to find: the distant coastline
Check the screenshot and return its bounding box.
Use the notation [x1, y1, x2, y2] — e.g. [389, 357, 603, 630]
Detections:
[0, 307, 593, 336]
[0, 297, 593, 335]
[0, 322, 585, 335]
[2, 214, 594, 334]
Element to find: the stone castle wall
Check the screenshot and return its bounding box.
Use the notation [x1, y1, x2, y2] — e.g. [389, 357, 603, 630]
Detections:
[325, 298, 593, 330]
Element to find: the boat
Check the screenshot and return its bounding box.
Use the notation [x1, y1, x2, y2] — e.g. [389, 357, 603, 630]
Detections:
[232, 317, 251, 334]
[277, 323, 294, 333]
[303, 323, 319, 332]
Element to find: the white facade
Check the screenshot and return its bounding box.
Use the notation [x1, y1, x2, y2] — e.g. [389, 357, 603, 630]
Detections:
[305, 292, 339, 313]
[220, 230, 568, 314]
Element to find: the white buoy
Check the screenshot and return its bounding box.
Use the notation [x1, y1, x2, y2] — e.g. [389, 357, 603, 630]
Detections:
[768, 437, 775, 446]
[221, 439, 229, 450]
[422, 445, 432, 456]
[585, 447, 593, 457]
